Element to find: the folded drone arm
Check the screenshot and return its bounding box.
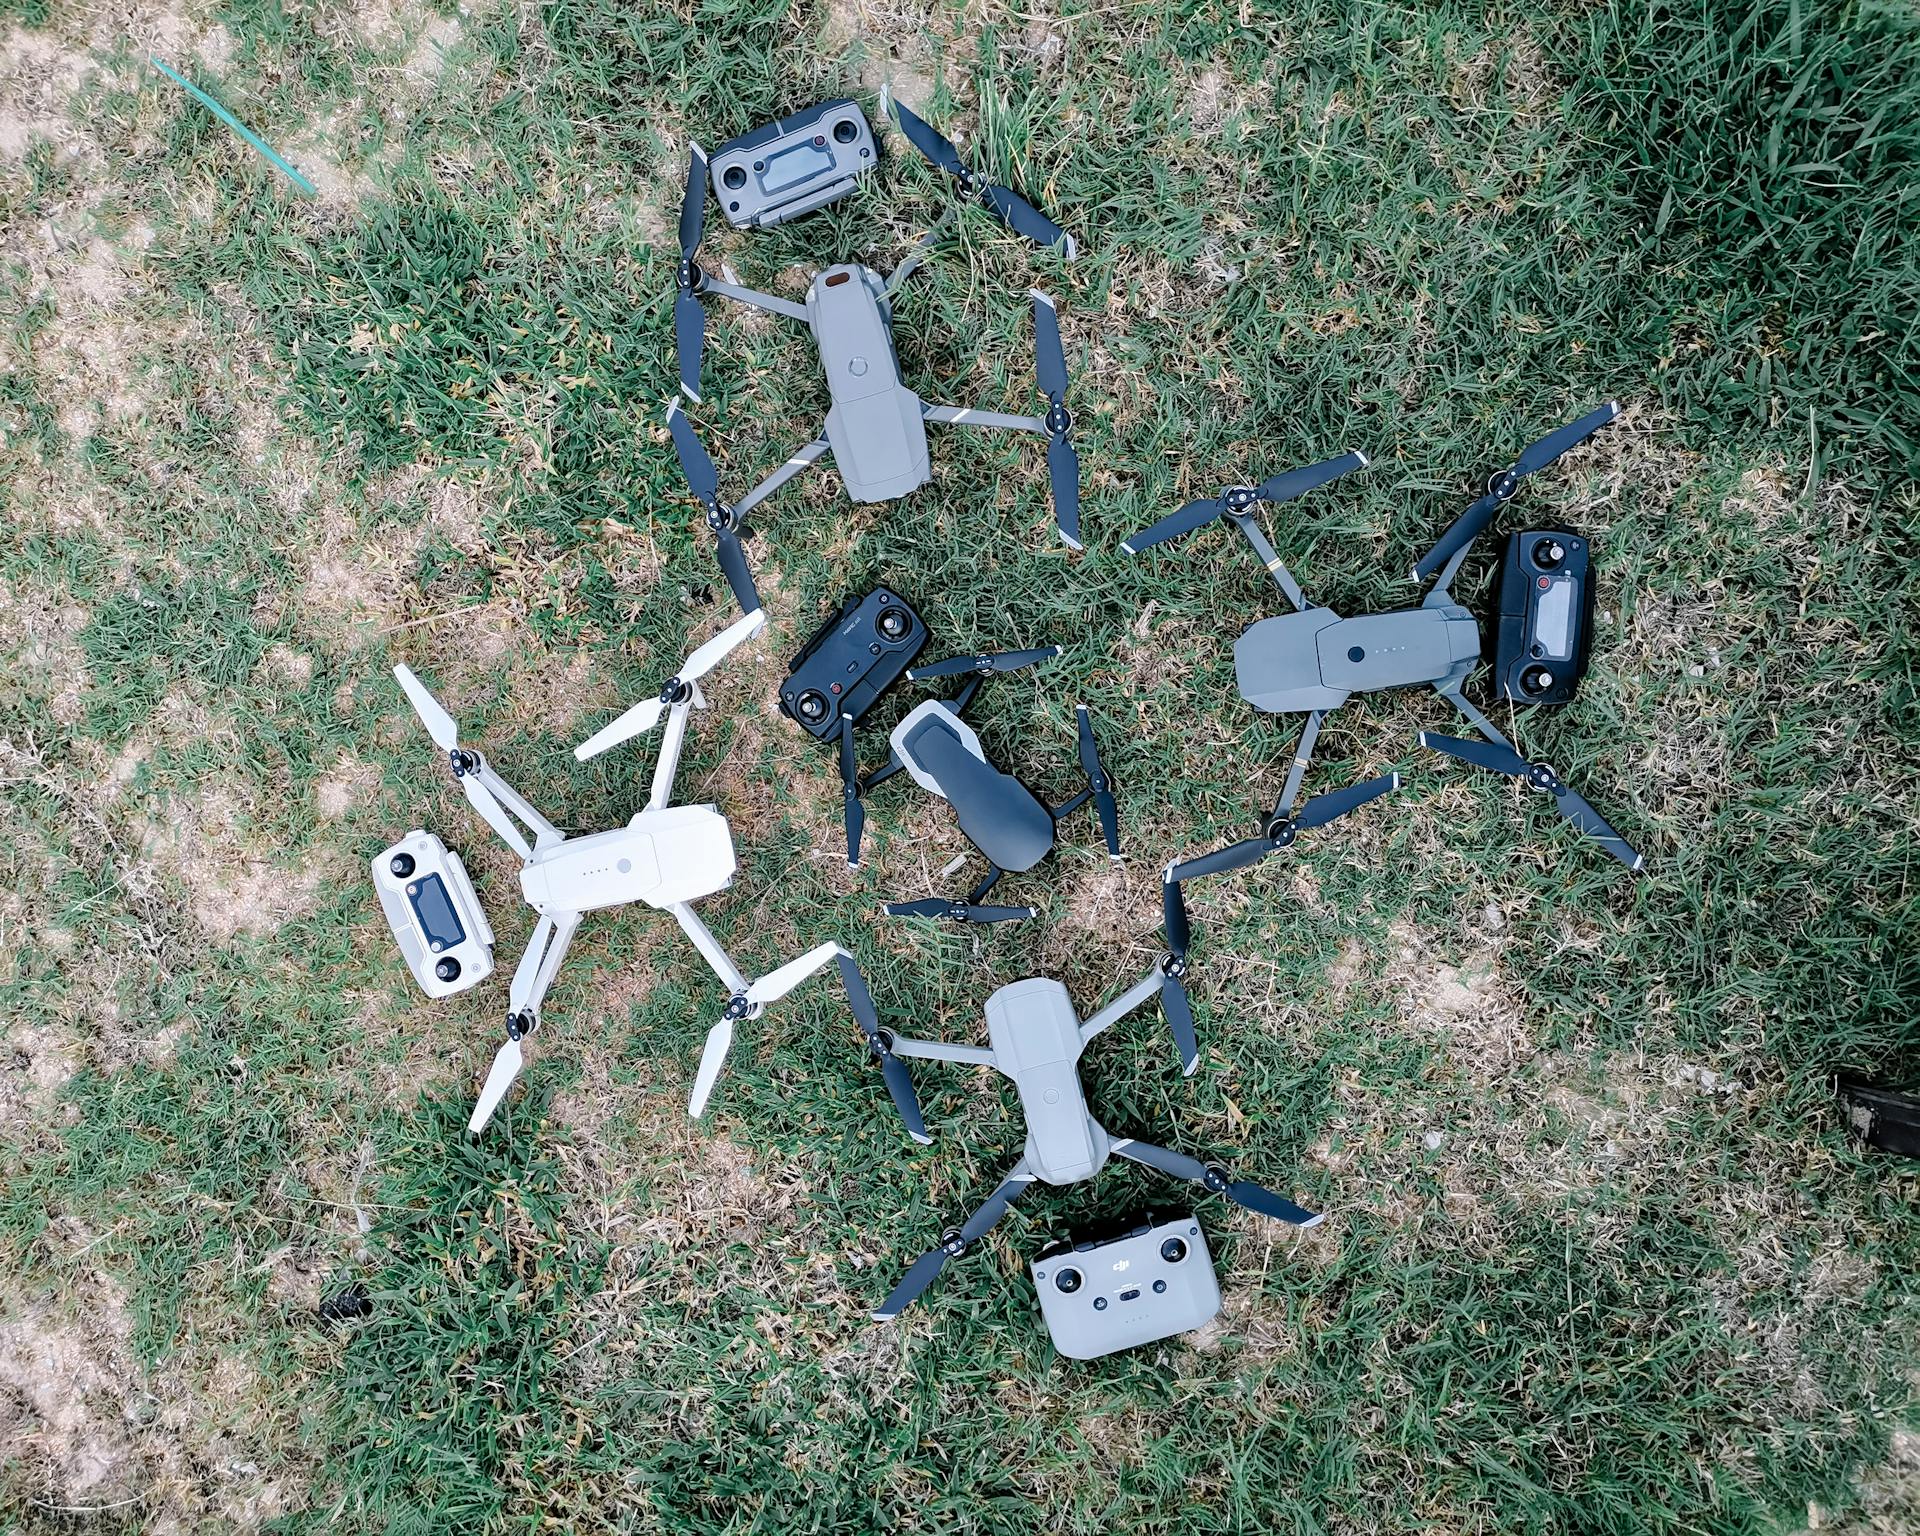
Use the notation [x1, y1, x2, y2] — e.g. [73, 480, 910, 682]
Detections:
[1079, 965, 1166, 1049]
[698, 275, 810, 324]
[646, 680, 703, 810]
[922, 404, 1049, 434]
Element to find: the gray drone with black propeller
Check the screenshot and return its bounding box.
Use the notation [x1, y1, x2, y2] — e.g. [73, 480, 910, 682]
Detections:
[870, 968, 1319, 1320]
[1125, 404, 1642, 872]
[858, 647, 1121, 924]
[669, 90, 1081, 618]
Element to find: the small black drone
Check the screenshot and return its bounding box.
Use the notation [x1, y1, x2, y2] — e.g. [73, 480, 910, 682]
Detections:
[859, 648, 1120, 924]
[1125, 405, 1641, 871]
[667, 91, 1082, 617]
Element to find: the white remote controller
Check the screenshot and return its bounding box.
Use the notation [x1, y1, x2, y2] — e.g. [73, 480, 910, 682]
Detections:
[371, 830, 494, 998]
[1032, 1214, 1221, 1360]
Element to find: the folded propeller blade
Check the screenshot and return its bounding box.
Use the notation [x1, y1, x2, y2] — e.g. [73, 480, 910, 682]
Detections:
[1162, 871, 1191, 959]
[573, 695, 668, 761]
[676, 144, 708, 401]
[712, 522, 762, 616]
[665, 397, 721, 505]
[835, 953, 929, 1144]
[884, 899, 1035, 923]
[840, 717, 865, 867]
[1256, 450, 1369, 506]
[1121, 496, 1226, 556]
[907, 646, 1059, 680]
[1076, 705, 1120, 856]
[1159, 969, 1199, 1076]
[1293, 772, 1402, 830]
[1170, 836, 1273, 881]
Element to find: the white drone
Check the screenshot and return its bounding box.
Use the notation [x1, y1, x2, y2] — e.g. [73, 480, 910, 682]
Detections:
[392, 610, 884, 1133]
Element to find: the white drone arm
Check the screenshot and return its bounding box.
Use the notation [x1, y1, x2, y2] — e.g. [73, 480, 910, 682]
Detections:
[685, 940, 848, 1119]
[1079, 965, 1165, 1049]
[647, 679, 703, 809]
[393, 663, 562, 857]
[667, 901, 749, 996]
[468, 909, 583, 1135]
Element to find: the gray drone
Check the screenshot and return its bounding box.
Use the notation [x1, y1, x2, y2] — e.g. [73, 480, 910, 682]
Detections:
[668, 91, 1081, 616]
[1124, 404, 1642, 873]
[870, 967, 1319, 1319]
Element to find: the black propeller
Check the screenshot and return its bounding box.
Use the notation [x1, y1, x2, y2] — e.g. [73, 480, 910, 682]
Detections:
[907, 646, 1060, 681]
[1032, 292, 1081, 548]
[1159, 871, 1199, 1075]
[1075, 705, 1119, 857]
[834, 953, 929, 1144]
[664, 399, 760, 617]
[883, 89, 1074, 254]
[884, 898, 1035, 924]
[1113, 1140, 1321, 1227]
[675, 144, 708, 403]
[1122, 450, 1369, 556]
[1170, 772, 1400, 882]
[1412, 402, 1620, 581]
[840, 717, 865, 868]
[872, 1167, 1034, 1319]
[1419, 732, 1643, 871]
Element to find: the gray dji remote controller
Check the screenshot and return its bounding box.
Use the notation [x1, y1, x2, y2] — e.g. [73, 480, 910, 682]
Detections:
[371, 830, 494, 998]
[1032, 1214, 1221, 1359]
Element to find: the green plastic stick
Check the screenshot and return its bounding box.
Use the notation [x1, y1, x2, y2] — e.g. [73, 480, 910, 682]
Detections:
[150, 55, 315, 196]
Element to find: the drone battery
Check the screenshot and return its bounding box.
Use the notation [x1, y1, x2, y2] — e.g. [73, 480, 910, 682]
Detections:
[1492, 528, 1596, 706]
[709, 99, 879, 230]
[779, 586, 928, 740]
[371, 830, 495, 999]
[1032, 1215, 1222, 1360]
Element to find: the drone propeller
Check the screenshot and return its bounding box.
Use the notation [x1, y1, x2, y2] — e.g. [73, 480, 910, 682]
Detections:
[1171, 772, 1400, 882]
[872, 1166, 1034, 1320]
[835, 952, 929, 1144]
[1159, 872, 1200, 1075]
[573, 608, 767, 761]
[881, 87, 1075, 256]
[1075, 705, 1120, 858]
[840, 717, 866, 868]
[1412, 402, 1620, 581]
[664, 398, 761, 617]
[1031, 291, 1081, 548]
[1112, 1139, 1322, 1226]
[884, 898, 1035, 923]
[906, 646, 1060, 681]
[1121, 450, 1369, 556]
[1420, 732, 1643, 871]
[687, 943, 850, 1119]
[392, 664, 533, 861]
[675, 143, 708, 402]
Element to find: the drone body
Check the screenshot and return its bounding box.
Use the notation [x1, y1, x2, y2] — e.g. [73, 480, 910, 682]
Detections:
[391, 611, 911, 1137]
[871, 963, 1318, 1319]
[1127, 404, 1642, 872]
[668, 94, 1083, 617]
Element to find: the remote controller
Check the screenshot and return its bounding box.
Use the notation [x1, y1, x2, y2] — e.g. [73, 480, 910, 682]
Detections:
[371, 830, 494, 998]
[1492, 527, 1595, 705]
[708, 99, 879, 230]
[779, 586, 928, 739]
[1032, 1214, 1221, 1360]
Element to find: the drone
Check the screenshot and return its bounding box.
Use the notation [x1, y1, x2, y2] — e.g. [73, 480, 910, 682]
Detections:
[869, 965, 1320, 1319]
[858, 648, 1120, 923]
[391, 612, 905, 1134]
[1123, 404, 1642, 872]
[667, 91, 1082, 617]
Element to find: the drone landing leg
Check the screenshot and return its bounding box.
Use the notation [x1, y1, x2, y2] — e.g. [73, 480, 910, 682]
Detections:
[469, 909, 584, 1134]
[1110, 1137, 1323, 1227]
[698, 276, 809, 324]
[667, 901, 749, 995]
[873, 1158, 1036, 1320]
[735, 437, 831, 519]
[1270, 710, 1325, 824]
[1226, 510, 1309, 611]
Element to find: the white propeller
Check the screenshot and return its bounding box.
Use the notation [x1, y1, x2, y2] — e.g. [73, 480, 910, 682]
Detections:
[575, 609, 766, 761]
[394, 664, 459, 751]
[685, 942, 844, 1119]
[468, 1037, 524, 1135]
[687, 1016, 733, 1119]
[393, 663, 533, 861]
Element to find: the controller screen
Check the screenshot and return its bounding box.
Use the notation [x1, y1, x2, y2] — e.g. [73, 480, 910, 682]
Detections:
[1535, 577, 1574, 660]
[762, 139, 832, 193]
[408, 873, 466, 951]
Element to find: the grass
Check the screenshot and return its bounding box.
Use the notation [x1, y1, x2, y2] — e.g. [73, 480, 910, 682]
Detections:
[0, 0, 1917, 1531]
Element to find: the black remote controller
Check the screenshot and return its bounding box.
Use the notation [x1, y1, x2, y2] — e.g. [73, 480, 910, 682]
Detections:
[1492, 528, 1595, 706]
[779, 586, 928, 739]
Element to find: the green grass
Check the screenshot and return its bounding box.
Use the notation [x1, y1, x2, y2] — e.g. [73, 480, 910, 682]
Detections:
[0, 0, 1916, 1531]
